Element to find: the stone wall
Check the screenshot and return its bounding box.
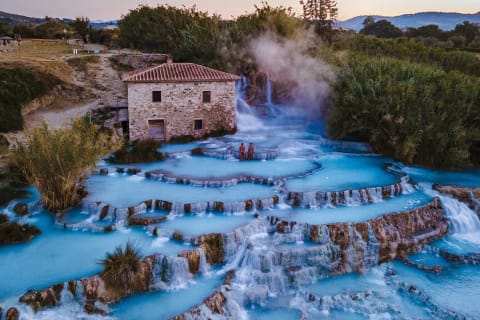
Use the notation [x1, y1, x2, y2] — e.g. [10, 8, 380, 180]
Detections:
[127, 81, 237, 141]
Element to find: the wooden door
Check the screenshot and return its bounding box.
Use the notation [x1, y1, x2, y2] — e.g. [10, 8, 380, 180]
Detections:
[148, 119, 165, 140]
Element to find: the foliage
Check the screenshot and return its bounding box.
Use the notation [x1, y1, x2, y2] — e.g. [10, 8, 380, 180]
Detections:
[328, 54, 480, 168]
[118, 5, 224, 68]
[359, 19, 402, 38]
[300, 0, 338, 42]
[11, 118, 118, 212]
[0, 21, 12, 35]
[12, 24, 34, 38]
[118, 3, 305, 69]
[0, 65, 60, 133]
[70, 17, 91, 43]
[0, 214, 41, 245]
[99, 242, 145, 294]
[405, 25, 447, 41]
[34, 19, 70, 39]
[454, 21, 480, 45]
[109, 139, 164, 164]
[0, 187, 29, 206]
[339, 35, 480, 77]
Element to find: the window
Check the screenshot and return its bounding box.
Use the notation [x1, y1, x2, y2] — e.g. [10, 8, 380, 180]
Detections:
[194, 119, 203, 130]
[152, 91, 161, 102]
[202, 91, 211, 103]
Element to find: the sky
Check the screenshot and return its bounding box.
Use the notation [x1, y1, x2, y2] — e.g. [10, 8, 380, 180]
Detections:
[1, 0, 479, 21]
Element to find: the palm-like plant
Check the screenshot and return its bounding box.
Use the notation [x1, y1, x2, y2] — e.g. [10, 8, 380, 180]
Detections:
[99, 242, 145, 294]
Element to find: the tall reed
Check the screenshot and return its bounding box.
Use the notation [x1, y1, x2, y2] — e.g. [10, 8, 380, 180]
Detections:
[11, 118, 118, 212]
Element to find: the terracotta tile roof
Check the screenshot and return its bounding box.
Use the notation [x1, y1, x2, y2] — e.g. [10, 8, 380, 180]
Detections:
[122, 63, 240, 83]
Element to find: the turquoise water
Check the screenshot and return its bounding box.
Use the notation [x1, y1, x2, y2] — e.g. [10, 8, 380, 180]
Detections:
[266, 191, 432, 224]
[155, 212, 255, 237]
[111, 274, 223, 320]
[0, 210, 189, 302]
[100, 156, 320, 180]
[392, 260, 480, 317]
[1, 106, 480, 319]
[285, 154, 398, 192]
[84, 173, 276, 207]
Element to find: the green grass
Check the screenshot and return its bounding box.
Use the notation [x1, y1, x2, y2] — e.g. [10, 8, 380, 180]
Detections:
[0, 64, 61, 132]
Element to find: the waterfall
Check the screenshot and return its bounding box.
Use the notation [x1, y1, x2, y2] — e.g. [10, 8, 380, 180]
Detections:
[265, 73, 272, 105]
[426, 188, 480, 245]
[150, 254, 192, 290]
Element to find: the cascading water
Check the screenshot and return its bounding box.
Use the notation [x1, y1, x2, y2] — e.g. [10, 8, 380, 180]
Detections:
[4, 72, 480, 319]
[425, 186, 480, 245]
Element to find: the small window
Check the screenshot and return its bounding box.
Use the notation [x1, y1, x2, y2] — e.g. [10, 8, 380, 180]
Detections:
[202, 91, 211, 103]
[194, 119, 203, 130]
[152, 91, 161, 102]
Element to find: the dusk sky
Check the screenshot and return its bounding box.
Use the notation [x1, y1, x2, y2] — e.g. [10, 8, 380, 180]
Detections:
[1, 0, 479, 21]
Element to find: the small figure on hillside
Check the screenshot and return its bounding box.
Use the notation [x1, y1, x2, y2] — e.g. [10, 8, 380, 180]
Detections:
[247, 143, 255, 160]
[239, 142, 246, 160]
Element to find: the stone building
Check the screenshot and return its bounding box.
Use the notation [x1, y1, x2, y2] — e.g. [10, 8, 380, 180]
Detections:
[122, 62, 240, 141]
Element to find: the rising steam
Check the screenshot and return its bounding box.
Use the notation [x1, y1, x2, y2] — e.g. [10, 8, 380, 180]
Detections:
[248, 29, 336, 115]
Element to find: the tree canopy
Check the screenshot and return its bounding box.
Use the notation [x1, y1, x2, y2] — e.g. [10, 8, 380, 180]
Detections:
[359, 19, 402, 38]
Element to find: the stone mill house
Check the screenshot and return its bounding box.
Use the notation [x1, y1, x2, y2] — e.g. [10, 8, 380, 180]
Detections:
[122, 62, 240, 141]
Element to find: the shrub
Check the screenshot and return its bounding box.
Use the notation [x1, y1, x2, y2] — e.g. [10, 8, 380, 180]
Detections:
[329, 54, 480, 168]
[99, 242, 145, 294]
[109, 139, 164, 164]
[337, 35, 480, 77]
[11, 118, 118, 212]
[0, 187, 29, 207]
[0, 214, 42, 245]
[0, 65, 60, 133]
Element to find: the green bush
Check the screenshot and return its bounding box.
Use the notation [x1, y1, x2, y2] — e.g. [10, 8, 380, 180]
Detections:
[0, 65, 60, 133]
[0, 187, 29, 207]
[99, 242, 145, 294]
[328, 54, 480, 168]
[11, 118, 118, 212]
[109, 139, 164, 164]
[337, 35, 480, 77]
[0, 214, 41, 245]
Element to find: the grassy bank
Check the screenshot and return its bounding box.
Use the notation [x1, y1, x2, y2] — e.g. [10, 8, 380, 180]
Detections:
[0, 63, 61, 132]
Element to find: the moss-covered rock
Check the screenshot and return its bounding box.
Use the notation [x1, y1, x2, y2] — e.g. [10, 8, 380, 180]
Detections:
[0, 214, 41, 245]
[108, 139, 164, 164]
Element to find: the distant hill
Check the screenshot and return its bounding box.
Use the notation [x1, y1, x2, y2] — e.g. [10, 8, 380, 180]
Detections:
[0, 11, 44, 25]
[0, 11, 117, 29]
[339, 12, 480, 31]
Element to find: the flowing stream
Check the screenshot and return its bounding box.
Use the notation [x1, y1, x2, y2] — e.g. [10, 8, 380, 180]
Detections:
[1, 92, 480, 319]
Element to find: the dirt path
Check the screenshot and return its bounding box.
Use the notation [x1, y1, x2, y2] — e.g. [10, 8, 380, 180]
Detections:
[23, 53, 126, 130]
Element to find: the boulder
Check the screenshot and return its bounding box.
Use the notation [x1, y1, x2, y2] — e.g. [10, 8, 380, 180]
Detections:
[13, 203, 28, 216]
[204, 291, 226, 314]
[19, 283, 64, 311]
[195, 233, 224, 265]
[178, 248, 201, 274]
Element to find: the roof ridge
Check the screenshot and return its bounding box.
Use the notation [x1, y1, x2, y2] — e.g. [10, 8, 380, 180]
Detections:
[123, 62, 240, 83]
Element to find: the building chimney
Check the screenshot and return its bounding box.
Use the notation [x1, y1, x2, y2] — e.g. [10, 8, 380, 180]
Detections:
[167, 55, 173, 64]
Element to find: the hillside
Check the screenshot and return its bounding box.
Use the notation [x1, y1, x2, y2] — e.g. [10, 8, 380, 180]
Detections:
[0, 11, 117, 29]
[339, 12, 480, 31]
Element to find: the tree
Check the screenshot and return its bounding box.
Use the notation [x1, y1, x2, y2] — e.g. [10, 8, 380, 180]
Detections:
[362, 15, 375, 27]
[71, 17, 91, 43]
[0, 21, 10, 35]
[12, 24, 34, 38]
[300, 0, 338, 42]
[454, 21, 480, 45]
[359, 19, 402, 38]
[34, 19, 69, 39]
